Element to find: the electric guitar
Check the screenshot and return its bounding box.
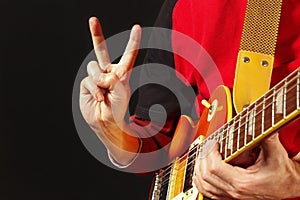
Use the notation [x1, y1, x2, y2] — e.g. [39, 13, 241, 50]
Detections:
[148, 67, 300, 200]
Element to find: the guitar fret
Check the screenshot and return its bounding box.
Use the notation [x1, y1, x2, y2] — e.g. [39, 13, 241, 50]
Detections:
[242, 109, 248, 149]
[244, 109, 253, 145]
[255, 98, 263, 138]
[221, 126, 228, 159]
[236, 116, 243, 150]
[213, 131, 219, 143]
[219, 127, 224, 155]
[224, 125, 230, 158]
[237, 117, 240, 151]
[215, 128, 222, 154]
[287, 76, 298, 116]
[264, 90, 273, 131]
[262, 96, 265, 134]
[228, 126, 233, 153]
[274, 83, 284, 124]
[272, 88, 276, 127]
[218, 128, 223, 144]
[238, 114, 244, 152]
[244, 111, 248, 146]
[224, 125, 229, 160]
[230, 123, 235, 157]
[251, 103, 256, 141]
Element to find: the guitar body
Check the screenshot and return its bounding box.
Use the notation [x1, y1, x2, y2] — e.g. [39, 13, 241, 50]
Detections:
[197, 85, 233, 137]
[169, 85, 233, 160]
[148, 67, 300, 200]
[149, 85, 233, 200]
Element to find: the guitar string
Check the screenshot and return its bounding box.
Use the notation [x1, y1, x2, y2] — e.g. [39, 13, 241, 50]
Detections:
[159, 98, 299, 185]
[155, 74, 299, 185]
[157, 96, 289, 187]
[156, 70, 297, 178]
[157, 79, 298, 184]
[157, 89, 295, 186]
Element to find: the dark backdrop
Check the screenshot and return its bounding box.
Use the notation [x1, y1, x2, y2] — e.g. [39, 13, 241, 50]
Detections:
[1, 0, 165, 199]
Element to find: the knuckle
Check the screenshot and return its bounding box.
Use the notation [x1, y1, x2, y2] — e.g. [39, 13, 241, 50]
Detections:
[87, 61, 100, 75]
[202, 182, 210, 191]
[107, 73, 119, 82]
[209, 161, 218, 174]
[87, 60, 98, 70]
[234, 181, 246, 192]
[194, 164, 200, 175]
[80, 77, 88, 88]
[105, 64, 113, 73]
[81, 77, 97, 94]
[92, 87, 99, 96]
[201, 171, 210, 181]
[230, 182, 248, 199]
[97, 72, 120, 89]
[111, 64, 128, 79]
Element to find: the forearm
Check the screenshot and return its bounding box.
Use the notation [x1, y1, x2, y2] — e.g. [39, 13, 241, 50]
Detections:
[92, 121, 141, 166]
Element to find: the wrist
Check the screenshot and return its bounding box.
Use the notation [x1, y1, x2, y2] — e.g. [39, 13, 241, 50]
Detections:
[92, 120, 141, 165]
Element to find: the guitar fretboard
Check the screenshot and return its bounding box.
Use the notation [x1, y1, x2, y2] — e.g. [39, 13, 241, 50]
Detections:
[153, 68, 300, 200]
[204, 68, 300, 162]
[183, 68, 299, 192]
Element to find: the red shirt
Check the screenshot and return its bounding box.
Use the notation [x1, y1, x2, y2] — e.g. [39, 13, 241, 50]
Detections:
[127, 0, 300, 198]
[171, 0, 300, 158]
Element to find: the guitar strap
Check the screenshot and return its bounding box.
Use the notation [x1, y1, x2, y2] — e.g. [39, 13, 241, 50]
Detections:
[232, 0, 283, 113]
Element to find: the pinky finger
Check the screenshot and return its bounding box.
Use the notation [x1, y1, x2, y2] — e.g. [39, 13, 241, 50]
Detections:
[81, 77, 104, 102]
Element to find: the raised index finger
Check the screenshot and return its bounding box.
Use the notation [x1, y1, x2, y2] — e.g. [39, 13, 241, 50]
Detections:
[89, 17, 111, 70]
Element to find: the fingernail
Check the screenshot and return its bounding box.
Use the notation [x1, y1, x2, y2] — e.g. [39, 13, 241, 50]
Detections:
[89, 21, 92, 28]
[89, 18, 98, 30]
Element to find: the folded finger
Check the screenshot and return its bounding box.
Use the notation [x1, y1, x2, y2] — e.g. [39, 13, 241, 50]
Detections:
[97, 73, 119, 91]
[87, 61, 102, 82]
[81, 77, 104, 102]
[193, 176, 220, 199]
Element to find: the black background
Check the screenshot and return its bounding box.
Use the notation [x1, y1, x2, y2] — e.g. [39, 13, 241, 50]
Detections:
[1, 0, 165, 199]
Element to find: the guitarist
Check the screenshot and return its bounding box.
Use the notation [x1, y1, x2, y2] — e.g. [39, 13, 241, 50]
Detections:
[79, 0, 300, 199]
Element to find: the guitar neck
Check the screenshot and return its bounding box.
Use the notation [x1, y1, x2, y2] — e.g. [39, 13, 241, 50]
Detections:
[149, 68, 300, 200]
[183, 68, 300, 194]
[213, 68, 300, 162]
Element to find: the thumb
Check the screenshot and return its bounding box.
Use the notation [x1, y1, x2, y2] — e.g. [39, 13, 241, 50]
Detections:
[262, 133, 280, 148]
[247, 133, 283, 170]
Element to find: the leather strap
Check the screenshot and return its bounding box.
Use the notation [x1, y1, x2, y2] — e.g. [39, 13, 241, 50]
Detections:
[233, 0, 283, 113]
